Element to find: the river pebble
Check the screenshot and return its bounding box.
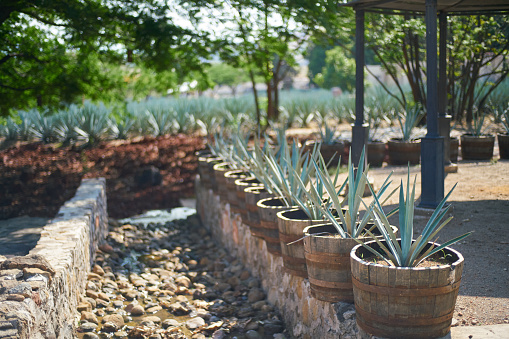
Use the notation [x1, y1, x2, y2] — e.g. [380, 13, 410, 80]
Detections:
[76, 213, 291, 338]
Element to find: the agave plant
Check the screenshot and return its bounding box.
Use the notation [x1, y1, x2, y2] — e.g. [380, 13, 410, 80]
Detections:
[468, 105, 490, 137]
[32, 110, 58, 144]
[17, 110, 36, 141]
[109, 117, 135, 140]
[397, 103, 424, 141]
[358, 167, 471, 267]
[55, 105, 80, 146]
[75, 102, 111, 147]
[145, 107, 174, 136]
[1, 118, 20, 145]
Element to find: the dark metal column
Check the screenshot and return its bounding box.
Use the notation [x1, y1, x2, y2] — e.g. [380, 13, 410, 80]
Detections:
[419, 0, 445, 209]
[351, 8, 368, 166]
[438, 11, 453, 167]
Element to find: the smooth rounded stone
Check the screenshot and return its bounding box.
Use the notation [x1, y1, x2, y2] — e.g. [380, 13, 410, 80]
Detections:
[112, 300, 124, 308]
[247, 288, 265, 303]
[83, 333, 100, 339]
[103, 279, 118, 289]
[130, 305, 145, 316]
[79, 322, 98, 332]
[199, 257, 210, 266]
[237, 305, 255, 318]
[86, 290, 99, 299]
[146, 305, 162, 313]
[187, 259, 198, 267]
[239, 271, 250, 281]
[194, 283, 206, 290]
[117, 281, 131, 289]
[95, 309, 106, 317]
[81, 311, 99, 324]
[212, 329, 227, 339]
[186, 317, 205, 330]
[245, 321, 259, 331]
[93, 264, 105, 276]
[160, 282, 177, 291]
[87, 281, 99, 291]
[162, 318, 180, 329]
[168, 302, 191, 315]
[213, 282, 231, 292]
[142, 316, 161, 324]
[226, 276, 240, 288]
[175, 276, 191, 288]
[174, 295, 188, 303]
[103, 314, 124, 329]
[132, 279, 147, 288]
[252, 301, 266, 310]
[260, 304, 273, 313]
[98, 292, 110, 301]
[121, 290, 139, 300]
[96, 298, 110, 308]
[113, 331, 128, 338]
[140, 320, 155, 327]
[146, 286, 160, 294]
[102, 322, 120, 333]
[105, 306, 116, 314]
[85, 297, 97, 308]
[273, 334, 285, 339]
[221, 291, 236, 304]
[195, 308, 211, 320]
[191, 334, 206, 339]
[245, 330, 262, 339]
[263, 320, 284, 335]
[247, 279, 260, 289]
[7, 294, 24, 302]
[78, 302, 92, 312]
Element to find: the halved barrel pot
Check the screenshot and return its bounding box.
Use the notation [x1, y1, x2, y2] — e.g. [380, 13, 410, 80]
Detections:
[212, 162, 234, 201]
[460, 134, 495, 160]
[367, 141, 386, 167]
[350, 240, 464, 339]
[499, 133, 509, 159]
[255, 197, 293, 256]
[244, 188, 273, 237]
[224, 170, 253, 213]
[387, 139, 421, 165]
[303, 223, 397, 303]
[234, 178, 263, 221]
[207, 157, 224, 192]
[197, 153, 219, 189]
[277, 208, 325, 277]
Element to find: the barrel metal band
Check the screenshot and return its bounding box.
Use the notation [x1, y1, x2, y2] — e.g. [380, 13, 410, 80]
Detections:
[352, 276, 461, 297]
[355, 304, 454, 327]
[308, 277, 353, 289]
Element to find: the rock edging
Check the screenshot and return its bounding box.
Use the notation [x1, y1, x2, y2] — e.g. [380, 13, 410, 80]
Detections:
[0, 178, 108, 339]
[196, 178, 361, 339]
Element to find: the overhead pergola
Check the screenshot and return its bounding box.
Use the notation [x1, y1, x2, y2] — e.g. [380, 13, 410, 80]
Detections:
[342, 0, 509, 208]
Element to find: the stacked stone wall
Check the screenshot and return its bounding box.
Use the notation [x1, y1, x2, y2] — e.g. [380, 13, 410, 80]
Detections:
[0, 178, 108, 339]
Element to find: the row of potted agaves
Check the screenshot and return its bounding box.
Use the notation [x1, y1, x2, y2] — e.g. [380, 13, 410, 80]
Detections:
[197, 138, 470, 339]
[305, 104, 509, 166]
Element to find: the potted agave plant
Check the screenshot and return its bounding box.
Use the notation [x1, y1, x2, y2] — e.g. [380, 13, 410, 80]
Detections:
[460, 106, 495, 160]
[350, 169, 470, 338]
[366, 105, 389, 167]
[305, 114, 344, 166]
[296, 148, 397, 302]
[388, 104, 424, 165]
[254, 140, 321, 258]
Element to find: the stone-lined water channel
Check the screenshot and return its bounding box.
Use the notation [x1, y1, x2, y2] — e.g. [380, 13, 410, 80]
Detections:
[76, 210, 290, 339]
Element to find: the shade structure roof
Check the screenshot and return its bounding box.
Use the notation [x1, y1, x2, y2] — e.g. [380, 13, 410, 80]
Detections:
[341, 0, 509, 14]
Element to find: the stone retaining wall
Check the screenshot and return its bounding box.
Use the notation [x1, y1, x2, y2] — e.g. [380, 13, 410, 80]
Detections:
[195, 178, 363, 339]
[0, 178, 108, 339]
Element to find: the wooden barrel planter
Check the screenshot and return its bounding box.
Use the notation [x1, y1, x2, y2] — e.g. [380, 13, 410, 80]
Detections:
[244, 188, 273, 236]
[277, 208, 326, 278]
[212, 162, 233, 201]
[255, 197, 293, 256]
[224, 170, 252, 213]
[350, 240, 464, 339]
[367, 141, 386, 167]
[450, 137, 459, 163]
[303, 223, 396, 303]
[207, 157, 224, 191]
[234, 178, 263, 221]
[387, 139, 421, 165]
[497, 133, 509, 159]
[460, 134, 495, 160]
[197, 153, 219, 189]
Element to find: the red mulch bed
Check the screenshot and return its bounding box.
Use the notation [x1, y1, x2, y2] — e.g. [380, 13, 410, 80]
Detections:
[0, 134, 205, 219]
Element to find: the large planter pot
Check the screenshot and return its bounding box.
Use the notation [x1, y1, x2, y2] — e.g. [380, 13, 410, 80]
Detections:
[498, 133, 509, 159]
[305, 140, 344, 166]
[255, 197, 293, 256]
[387, 139, 421, 165]
[212, 162, 233, 200]
[277, 208, 326, 278]
[367, 141, 386, 167]
[244, 188, 273, 237]
[207, 157, 224, 191]
[350, 240, 464, 339]
[460, 134, 495, 160]
[303, 223, 397, 303]
[224, 170, 253, 213]
[450, 137, 459, 163]
[234, 178, 263, 221]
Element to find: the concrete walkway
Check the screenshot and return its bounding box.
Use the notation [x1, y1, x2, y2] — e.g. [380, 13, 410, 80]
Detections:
[450, 324, 509, 338]
[0, 215, 47, 257]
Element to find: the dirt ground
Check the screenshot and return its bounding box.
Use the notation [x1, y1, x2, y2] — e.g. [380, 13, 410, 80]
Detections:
[363, 160, 509, 327]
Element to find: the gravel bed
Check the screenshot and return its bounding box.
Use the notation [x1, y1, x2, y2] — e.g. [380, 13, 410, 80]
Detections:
[76, 214, 290, 339]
